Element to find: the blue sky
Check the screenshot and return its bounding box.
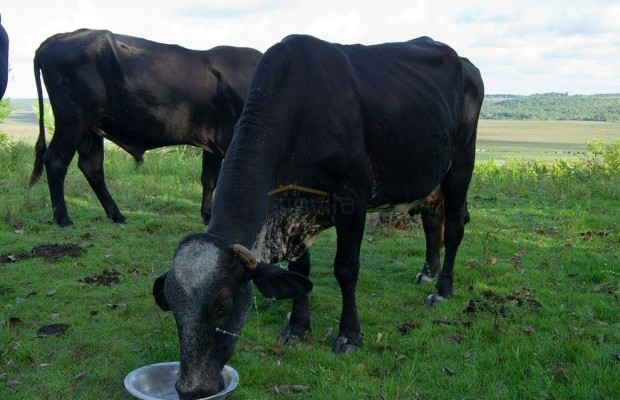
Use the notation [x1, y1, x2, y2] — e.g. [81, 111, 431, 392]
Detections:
[2, 0, 619, 98]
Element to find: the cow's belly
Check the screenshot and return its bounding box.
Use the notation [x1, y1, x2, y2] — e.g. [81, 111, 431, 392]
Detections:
[100, 101, 209, 150]
[368, 154, 451, 210]
[364, 122, 453, 207]
[368, 185, 444, 213]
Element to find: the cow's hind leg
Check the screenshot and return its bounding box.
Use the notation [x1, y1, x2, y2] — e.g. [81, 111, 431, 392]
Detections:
[280, 250, 311, 344]
[426, 178, 472, 306]
[77, 132, 126, 223]
[44, 133, 77, 227]
[200, 150, 223, 225]
[414, 205, 444, 284]
[332, 199, 366, 354]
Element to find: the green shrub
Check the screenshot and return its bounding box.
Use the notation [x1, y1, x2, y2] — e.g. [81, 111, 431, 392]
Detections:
[0, 98, 13, 123]
[582, 138, 620, 175]
[0, 132, 18, 171]
[476, 139, 619, 180]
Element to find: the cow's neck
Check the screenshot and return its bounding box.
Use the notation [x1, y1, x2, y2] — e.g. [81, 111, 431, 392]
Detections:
[206, 143, 276, 249]
[207, 60, 318, 261]
[206, 92, 288, 249]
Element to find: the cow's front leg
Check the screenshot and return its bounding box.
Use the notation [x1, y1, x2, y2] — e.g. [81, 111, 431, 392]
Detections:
[44, 137, 76, 227]
[332, 200, 366, 354]
[280, 251, 311, 344]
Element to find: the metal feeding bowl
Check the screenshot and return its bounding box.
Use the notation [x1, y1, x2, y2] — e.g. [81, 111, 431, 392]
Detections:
[124, 362, 239, 400]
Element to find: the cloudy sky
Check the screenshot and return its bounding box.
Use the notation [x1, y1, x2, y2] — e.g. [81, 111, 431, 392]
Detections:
[2, 0, 619, 98]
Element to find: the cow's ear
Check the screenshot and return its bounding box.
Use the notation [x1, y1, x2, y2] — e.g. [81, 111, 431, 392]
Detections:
[251, 263, 313, 300]
[153, 272, 171, 311]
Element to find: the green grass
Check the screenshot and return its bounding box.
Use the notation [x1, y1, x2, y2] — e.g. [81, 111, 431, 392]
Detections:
[0, 136, 618, 399]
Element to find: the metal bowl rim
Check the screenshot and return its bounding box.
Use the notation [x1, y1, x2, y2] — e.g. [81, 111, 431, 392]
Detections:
[124, 362, 239, 400]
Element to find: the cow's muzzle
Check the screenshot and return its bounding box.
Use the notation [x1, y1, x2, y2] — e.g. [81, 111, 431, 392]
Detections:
[175, 374, 224, 400]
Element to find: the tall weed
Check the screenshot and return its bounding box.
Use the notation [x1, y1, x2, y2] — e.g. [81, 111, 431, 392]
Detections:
[0, 132, 21, 173]
[0, 98, 13, 123]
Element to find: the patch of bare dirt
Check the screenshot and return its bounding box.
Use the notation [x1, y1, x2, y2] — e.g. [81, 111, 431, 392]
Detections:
[79, 269, 120, 286]
[1, 243, 83, 263]
[32, 243, 83, 259]
[1, 251, 30, 263]
[396, 320, 421, 334]
[37, 323, 70, 337]
[464, 288, 542, 316]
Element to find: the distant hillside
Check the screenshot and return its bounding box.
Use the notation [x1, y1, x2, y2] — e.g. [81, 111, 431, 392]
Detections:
[481, 93, 620, 122]
[9, 98, 41, 112]
[8, 94, 620, 122]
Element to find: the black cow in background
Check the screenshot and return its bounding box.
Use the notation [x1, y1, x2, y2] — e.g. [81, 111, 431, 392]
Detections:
[153, 35, 484, 399]
[0, 14, 8, 99]
[28, 29, 261, 226]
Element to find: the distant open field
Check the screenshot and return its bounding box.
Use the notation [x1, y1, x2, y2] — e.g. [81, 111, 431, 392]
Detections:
[1, 99, 619, 162]
[476, 120, 620, 162]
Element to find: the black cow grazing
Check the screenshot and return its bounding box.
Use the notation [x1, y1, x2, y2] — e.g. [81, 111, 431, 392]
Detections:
[28, 29, 261, 226]
[0, 14, 8, 99]
[153, 35, 483, 399]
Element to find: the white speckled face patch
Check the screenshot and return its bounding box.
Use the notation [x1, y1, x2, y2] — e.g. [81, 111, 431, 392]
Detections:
[171, 241, 222, 295]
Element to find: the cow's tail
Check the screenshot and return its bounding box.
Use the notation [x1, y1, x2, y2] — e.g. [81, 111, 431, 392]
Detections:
[28, 54, 47, 188]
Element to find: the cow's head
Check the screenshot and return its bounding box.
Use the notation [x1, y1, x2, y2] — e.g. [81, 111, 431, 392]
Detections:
[152, 233, 312, 400]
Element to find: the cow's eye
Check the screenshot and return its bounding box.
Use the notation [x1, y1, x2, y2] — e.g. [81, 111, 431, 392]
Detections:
[213, 303, 229, 323]
[210, 287, 233, 324]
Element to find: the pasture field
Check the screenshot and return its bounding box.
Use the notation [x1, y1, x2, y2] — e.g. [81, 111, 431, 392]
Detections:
[475, 120, 620, 162]
[1, 101, 620, 160]
[0, 134, 619, 399]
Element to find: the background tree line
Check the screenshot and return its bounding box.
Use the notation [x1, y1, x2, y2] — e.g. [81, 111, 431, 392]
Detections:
[481, 93, 620, 122]
[3, 92, 620, 124]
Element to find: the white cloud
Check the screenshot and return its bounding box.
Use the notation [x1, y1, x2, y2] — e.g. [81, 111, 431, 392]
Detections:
[307, 11, 363, 42]
[2, 0, 619, 97]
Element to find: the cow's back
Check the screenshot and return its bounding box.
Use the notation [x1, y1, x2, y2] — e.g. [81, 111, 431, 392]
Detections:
[249, 35, 468, 207]
[203, 46, 263, 106]
[36, 29, 214, 109]
[35, 29, 259, 152]
[459, 57, 484, 146]
[343, 38, 466, 205]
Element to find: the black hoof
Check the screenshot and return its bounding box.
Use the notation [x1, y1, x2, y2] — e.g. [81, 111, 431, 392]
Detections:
[332, 335, 361, 354]
[57, 218, 74, 227]
[280, 325, 307, 345]
[415, 273, 433, 284]
[110, 213, 127, 224]
[425, 293, 446, 307]
[436, 277, 453, 299]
